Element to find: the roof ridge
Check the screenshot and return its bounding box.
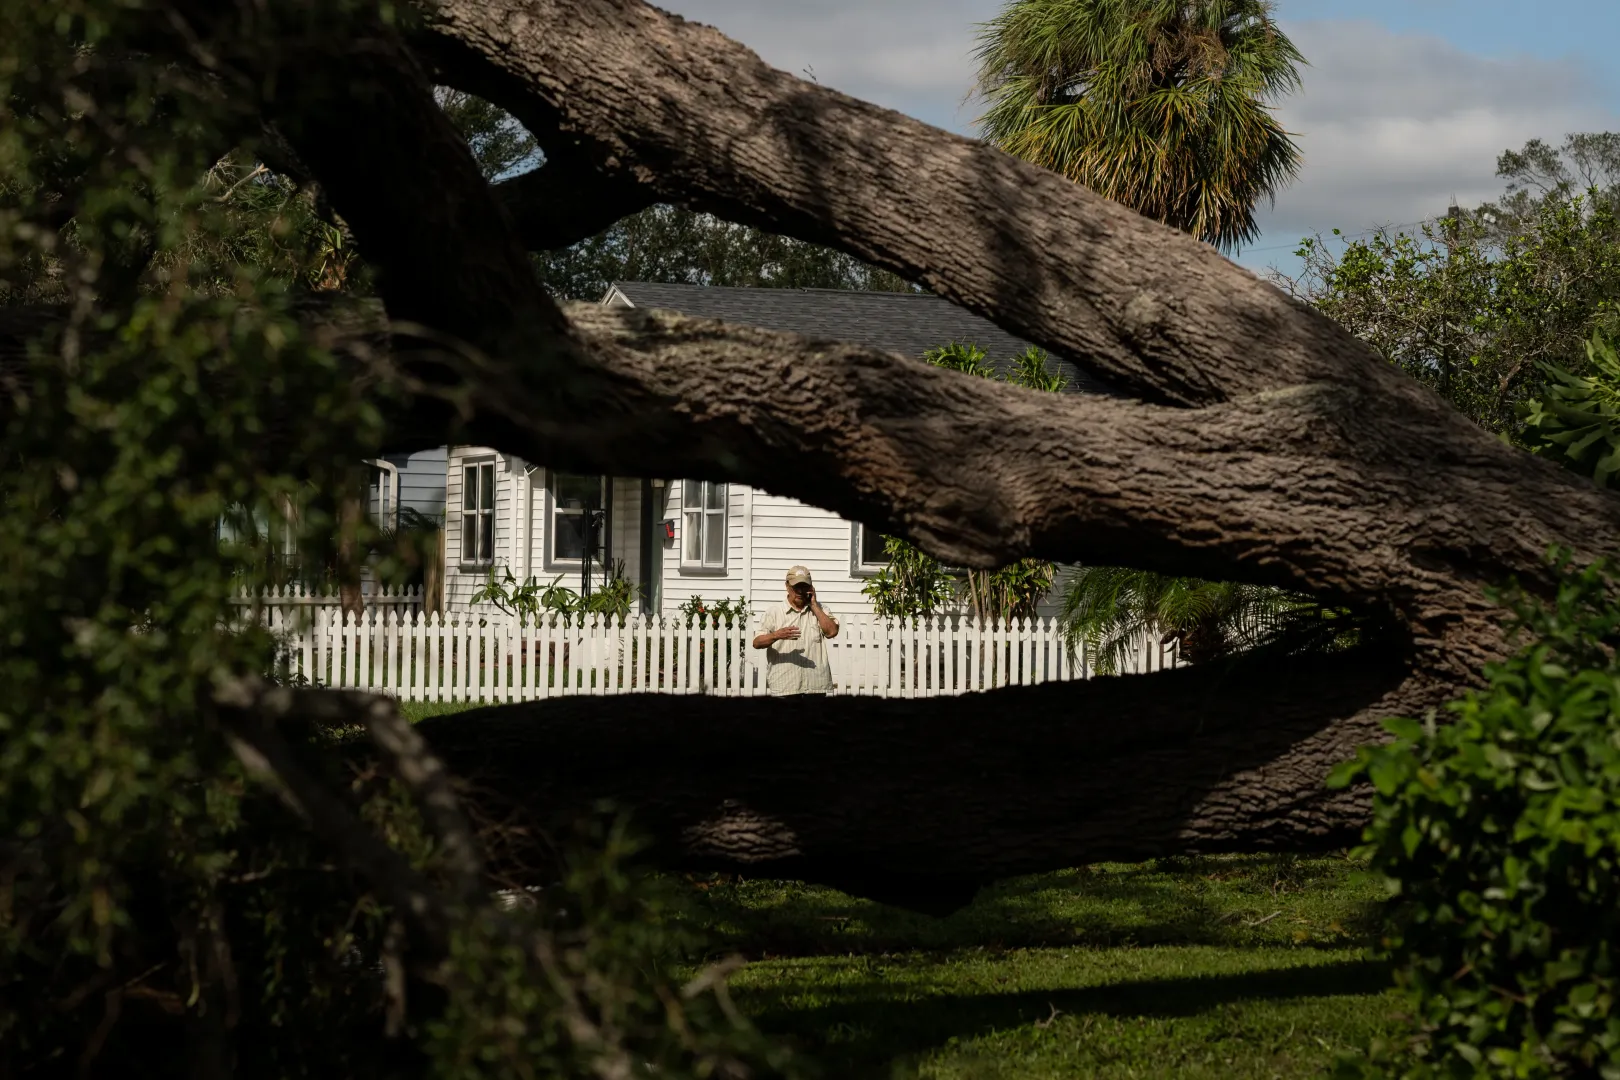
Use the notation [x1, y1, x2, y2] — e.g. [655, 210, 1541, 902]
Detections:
[612, 280, 930, 299]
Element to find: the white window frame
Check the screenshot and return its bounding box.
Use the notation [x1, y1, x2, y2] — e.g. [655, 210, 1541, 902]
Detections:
[366, 458, 399, 532]
[460, 458, 496, 567]
[680, 480, 728, 572]
[851, 522, 890, 577]
[547, 473, 609, 569]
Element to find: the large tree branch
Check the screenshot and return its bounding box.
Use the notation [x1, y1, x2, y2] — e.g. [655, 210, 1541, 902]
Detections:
[8, 294, 1617, 676]
[49, 2, 1620, 907]
[414, 0, 1392, 408]
[493, 154, 656, 251]
[120, 1, 1620, 647]
[404, 644, 1432, 911]
[157, 0, 1615, 667]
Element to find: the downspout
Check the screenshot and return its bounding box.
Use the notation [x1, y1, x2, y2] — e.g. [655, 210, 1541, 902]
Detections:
[522, 464, 539, 584]
[639, 478, 654, 615]
[741, 485, 754, 610]
[508, 457, 521, 579]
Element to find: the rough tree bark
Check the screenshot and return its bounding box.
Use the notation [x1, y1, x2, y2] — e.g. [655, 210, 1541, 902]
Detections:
[74, 0, 1620, 899]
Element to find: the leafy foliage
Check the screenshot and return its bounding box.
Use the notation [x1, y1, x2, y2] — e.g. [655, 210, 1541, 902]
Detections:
[425, 818, 798, 1080]
[974, 0, 1304, 251]
[469, 563, 641, 622]
[1281, 133, 1620, 433]
[371, 506, 446, 592]
[863, 535, 960, 619]
[0, 6, 791, 1075]
[1329, 553, 1620, 1079]
[1009, 344, 1069, 392]
[434, 87, 539, 182]
[922, 339, 1001, 378]
[677, 594, 752, 627]
[1059, 566, 1350, 673]
[1519, 330, 1620, 486]
[535, 202, 916, 301]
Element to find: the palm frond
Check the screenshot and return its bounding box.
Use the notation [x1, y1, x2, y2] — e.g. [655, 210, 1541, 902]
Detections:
[974, 0, 1304, 251]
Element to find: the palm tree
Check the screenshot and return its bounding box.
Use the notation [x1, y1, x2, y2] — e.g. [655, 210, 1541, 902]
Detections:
[974, 0, 1304, 252]
[1060, 566, 1357, 674]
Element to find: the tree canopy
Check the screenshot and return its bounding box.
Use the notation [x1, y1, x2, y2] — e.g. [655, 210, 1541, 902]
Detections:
[974, 0, 1304, 251]
[1283, 132, 1620, 432]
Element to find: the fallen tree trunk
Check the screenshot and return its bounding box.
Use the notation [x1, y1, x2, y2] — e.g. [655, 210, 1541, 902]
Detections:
[410, 643, 1428, 911]
[87, 1, 1620, 905]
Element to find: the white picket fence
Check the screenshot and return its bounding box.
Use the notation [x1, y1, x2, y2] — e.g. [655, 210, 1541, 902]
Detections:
[232, 583, 427, 611]
[251, 606, 1177, 701]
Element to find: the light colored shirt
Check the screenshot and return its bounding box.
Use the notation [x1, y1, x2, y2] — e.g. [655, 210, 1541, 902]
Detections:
[757, 600, 835, 696]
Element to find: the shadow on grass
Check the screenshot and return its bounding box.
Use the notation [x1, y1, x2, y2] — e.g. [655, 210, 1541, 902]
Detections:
[676, 854, 1390, 958]
[747, 958, 1391, 1076]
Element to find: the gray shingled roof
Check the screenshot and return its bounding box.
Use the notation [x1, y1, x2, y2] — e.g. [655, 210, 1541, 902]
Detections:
[604, 281, 1115, 395]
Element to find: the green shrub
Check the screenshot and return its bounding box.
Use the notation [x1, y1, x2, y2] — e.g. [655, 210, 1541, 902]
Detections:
[470, 561, 640, 623]
[0, 5, 795, 1073]
[1329, 553, 1620, 1078]
[1519, 330, 1620, 486]
[677, 594, 751, 626]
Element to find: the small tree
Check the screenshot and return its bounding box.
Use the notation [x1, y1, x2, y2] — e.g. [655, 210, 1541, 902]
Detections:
[1060, 566, 1349, 673]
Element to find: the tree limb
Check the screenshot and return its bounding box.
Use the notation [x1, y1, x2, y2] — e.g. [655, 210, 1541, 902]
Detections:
[493, 154, 656, 251]
[404, 643, 1434, 911]
[413, 0, 1393, 407]
[146, 0, 1613, 667]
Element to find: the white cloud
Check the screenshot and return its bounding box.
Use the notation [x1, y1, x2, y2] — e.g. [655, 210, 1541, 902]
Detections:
[1248, 20, 1620, 267]
[660, 0, 993, 129]
[658, 3, 1620, 271]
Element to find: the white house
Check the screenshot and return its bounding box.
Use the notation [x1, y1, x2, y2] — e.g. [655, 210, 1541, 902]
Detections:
[436, 282, 1111, 621]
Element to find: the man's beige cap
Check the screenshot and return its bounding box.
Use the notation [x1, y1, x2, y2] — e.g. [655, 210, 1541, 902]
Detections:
[785, 565, 813, 586]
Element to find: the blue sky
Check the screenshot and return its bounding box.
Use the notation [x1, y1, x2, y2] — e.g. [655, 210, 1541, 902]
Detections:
[660, 0, 1620, 280]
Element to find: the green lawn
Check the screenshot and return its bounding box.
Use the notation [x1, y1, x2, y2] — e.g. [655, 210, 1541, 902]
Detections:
[402, 700, 1402, 1076]
[674, 856, 1400, 1078]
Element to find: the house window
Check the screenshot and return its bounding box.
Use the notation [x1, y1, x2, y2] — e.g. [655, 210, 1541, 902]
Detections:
[852, 523, 890, 575]
[461, 460, 496, 565]
[681, 480, 727, 569]
[550, 473, 606, 564]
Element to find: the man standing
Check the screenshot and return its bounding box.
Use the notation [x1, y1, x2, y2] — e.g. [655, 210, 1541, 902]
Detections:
[752, 565, 839, 696]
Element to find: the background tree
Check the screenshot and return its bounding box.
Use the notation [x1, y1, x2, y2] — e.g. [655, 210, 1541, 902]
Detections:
[534, 203, 915, 300]
[974, 0, 1304, 251]
[1282, 132, 1620, 433]
[975, 0, 1308, 649]
[1480, 130, 1620, 241]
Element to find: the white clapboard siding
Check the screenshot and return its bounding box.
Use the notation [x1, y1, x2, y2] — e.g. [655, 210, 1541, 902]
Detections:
[255, 606, 1180, 702]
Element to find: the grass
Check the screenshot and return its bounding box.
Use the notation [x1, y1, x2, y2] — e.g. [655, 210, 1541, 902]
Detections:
[399, 699, 479, 722]
[668, 855, 1400, 1078]
[395, 700, 1402, 1076]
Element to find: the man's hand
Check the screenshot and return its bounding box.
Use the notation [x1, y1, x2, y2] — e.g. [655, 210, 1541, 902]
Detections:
[775, 626, 801, 641]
